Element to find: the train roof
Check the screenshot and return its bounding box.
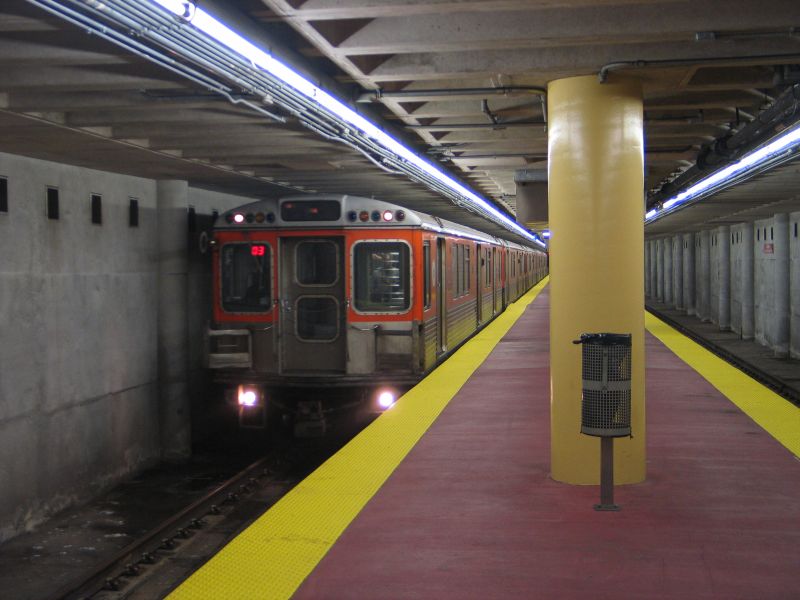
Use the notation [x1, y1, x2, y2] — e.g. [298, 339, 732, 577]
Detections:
[215, 194, 540, 250]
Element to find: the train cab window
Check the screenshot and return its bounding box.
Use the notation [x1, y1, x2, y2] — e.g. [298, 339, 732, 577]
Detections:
[296, 240, 338, 285]
[221, 243, 272, 313]
[423, 242, 431, 310]
[353, 242, 410, 312]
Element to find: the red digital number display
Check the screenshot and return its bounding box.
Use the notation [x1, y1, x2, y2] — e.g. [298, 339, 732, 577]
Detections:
[251, 245, 265, 257]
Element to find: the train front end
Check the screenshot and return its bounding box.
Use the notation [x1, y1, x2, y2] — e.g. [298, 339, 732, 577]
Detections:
[205, 195, 423, 435]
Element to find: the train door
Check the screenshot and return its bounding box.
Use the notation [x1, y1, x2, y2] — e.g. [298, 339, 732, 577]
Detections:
[279, 236, 346, 374]
[476, 243, 483, 324]
[437, 237, 447, 354]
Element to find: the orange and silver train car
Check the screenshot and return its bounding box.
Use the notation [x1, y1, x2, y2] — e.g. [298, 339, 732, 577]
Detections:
[205, 194, 547, 434]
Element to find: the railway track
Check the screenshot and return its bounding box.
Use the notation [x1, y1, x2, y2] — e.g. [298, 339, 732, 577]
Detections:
[47, 432, 355, 600]
[48, 457, 271, 599]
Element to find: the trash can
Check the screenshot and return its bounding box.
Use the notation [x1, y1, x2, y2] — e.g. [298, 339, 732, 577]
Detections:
[575, 333, 632, 438]
[573, 332, 632, 511]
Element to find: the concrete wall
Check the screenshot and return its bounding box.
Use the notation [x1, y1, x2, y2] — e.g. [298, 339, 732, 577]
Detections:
[646, 213, 798, 358]
[0, 152, 255, 541]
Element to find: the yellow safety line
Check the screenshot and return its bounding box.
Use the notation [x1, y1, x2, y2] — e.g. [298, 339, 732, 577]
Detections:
[645, 311, 800, 458]
[169, 277, 550, 600]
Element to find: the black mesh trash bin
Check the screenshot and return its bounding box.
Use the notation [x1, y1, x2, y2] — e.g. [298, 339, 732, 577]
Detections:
[575, 333, 632, 438]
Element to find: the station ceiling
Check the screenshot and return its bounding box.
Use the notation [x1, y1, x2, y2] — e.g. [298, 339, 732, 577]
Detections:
[2, 0, 800, 241]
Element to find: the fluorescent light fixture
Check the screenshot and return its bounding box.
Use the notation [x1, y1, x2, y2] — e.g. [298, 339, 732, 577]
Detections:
[542, 230, 551, 238]
[149, 0, 540, 244]
[647, 124, 800, 222]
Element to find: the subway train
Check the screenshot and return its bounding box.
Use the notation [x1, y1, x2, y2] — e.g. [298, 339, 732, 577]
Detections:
[204, 194, 548, 435]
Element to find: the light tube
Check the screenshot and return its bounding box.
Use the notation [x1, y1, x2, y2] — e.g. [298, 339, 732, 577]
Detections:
[647, 124, 800, 222]
[149, 0, 541, 243]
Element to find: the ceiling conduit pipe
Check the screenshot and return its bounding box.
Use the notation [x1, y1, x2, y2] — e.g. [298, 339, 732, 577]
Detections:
[357, 86, 546, 103]
[599, 53, 800, 83]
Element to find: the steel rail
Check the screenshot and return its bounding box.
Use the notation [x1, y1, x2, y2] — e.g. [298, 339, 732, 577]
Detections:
[48, 456, 273, 600]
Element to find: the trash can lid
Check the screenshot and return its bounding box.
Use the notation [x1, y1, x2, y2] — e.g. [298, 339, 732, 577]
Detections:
[573, 332, 632, 346]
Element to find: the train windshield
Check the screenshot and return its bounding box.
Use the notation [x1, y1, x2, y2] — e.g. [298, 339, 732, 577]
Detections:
[221, 243, 272, 313]
[353, 242, 410, 312]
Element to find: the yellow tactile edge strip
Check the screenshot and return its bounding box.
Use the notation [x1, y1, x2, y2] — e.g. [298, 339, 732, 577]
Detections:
[645, 311, 800, 458]
[169, 277, 550, 600]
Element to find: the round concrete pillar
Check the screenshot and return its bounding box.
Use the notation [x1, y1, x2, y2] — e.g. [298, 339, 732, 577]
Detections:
[664, 238, 673, 305]
[683, 233, 696, 315]
[742, 224, 755, 339]
[673, 235, 683, 310]
[548, 75, 645, 484]
[699, 230, 711, 322]
[157, 180, 191, 461]
[718, 225, 731, 331]
[650, 241, 658, 300]
[656, 239, 664, 301]
[774, 214, 790, 357]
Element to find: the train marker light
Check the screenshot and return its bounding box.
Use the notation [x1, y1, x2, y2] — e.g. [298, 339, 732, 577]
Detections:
[233, 213, 245, 224]
[382, 210, 394, 222]
[377, 390, 396, 409]
[359, 210, 369, 222]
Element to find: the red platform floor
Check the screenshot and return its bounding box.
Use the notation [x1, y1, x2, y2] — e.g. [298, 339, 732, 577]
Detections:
[295, 288, 800, 600]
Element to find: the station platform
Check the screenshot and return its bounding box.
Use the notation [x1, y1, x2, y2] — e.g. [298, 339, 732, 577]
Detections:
[169, 279, 800, 600]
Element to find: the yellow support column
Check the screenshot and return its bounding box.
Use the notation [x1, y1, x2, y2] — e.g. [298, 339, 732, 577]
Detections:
[548, 75, 645, 484]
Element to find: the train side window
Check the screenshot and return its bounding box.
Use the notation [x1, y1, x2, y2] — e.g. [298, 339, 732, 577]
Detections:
[296, 240, 338, 286]
[465, 246, 470, 292]
[220, 243, 272, 313]
[458, 245, 466, 296]
[423, 242, 431, 310]
[353, 241, 410, 312]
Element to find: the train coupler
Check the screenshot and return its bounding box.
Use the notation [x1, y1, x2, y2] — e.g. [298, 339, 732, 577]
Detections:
[294, 400, 327, 437]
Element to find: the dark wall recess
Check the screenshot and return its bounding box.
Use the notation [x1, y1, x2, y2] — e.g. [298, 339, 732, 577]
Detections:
[0, 177, 7, 213]
[129, 198, 139, 227]
[46, 187, 59, 220]
[91, 194, 102, 224]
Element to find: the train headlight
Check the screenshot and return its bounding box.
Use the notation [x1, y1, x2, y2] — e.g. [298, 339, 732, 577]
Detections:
[233, 213, 245, 224]
[237, 386, 259, 407]
[382, 210, 394, 222]
[377, 390, 396, 410]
